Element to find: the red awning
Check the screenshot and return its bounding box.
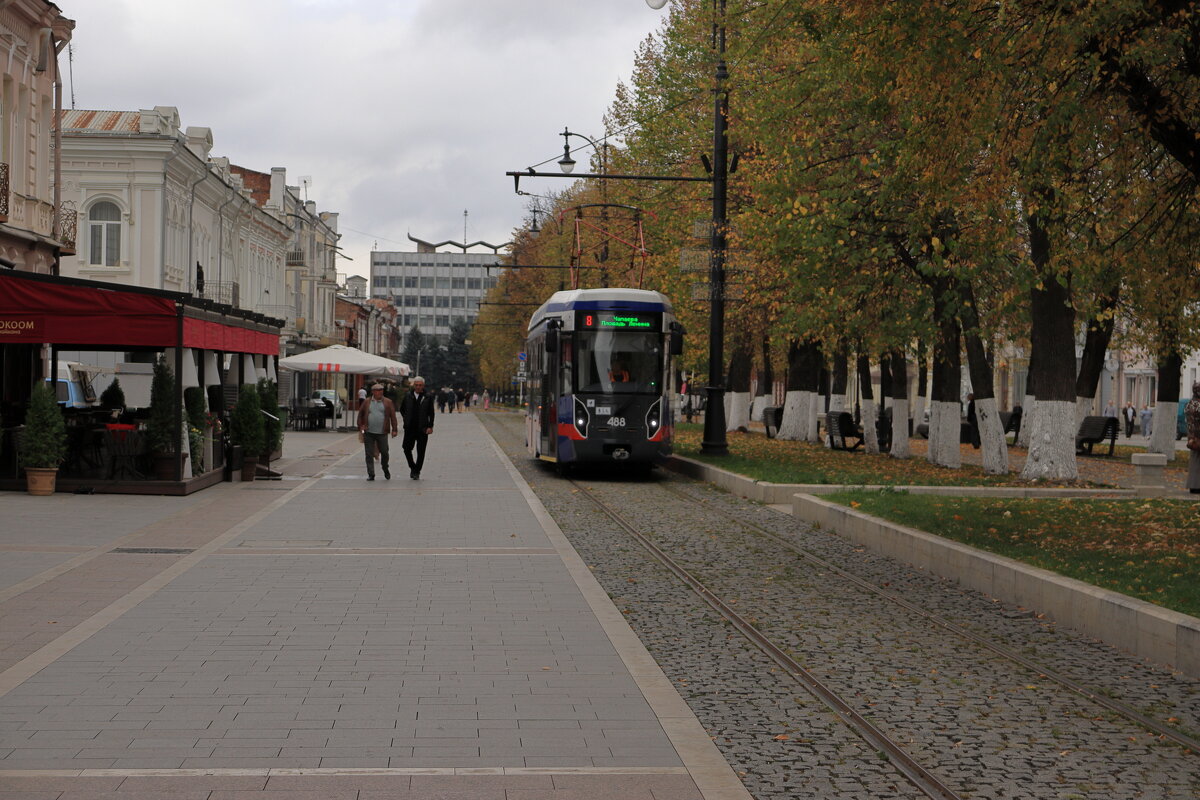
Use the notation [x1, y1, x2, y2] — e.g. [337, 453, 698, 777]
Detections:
[0, 271, 278, 355]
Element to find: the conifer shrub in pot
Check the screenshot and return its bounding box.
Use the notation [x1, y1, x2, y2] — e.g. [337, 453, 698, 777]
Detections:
[230, 384, 264, 481]
[20, 382, 67, 495]
[145, 357, 181, 480]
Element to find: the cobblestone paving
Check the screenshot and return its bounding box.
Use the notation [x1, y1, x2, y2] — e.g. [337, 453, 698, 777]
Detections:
[481, 413, 1200, 800]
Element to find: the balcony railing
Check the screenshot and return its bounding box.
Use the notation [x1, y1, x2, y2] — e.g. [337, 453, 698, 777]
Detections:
[286, 250, 306, 267]
[0, 163, 8, 221]
[203, 281, 240, 307]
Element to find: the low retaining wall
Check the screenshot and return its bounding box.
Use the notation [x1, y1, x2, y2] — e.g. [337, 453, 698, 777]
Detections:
[662, 455, 1199, 677]
[796, 494, 1200, 677]
[662, 455, 1137, 504]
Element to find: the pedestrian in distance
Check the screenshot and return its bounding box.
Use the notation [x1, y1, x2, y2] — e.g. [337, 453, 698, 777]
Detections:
[1185, 381, 1200, 495]
[400, 375, 436, 480]
[357, 383, 397, 481]
[1140, 404, 1153, 438]
[482, 389, 490, 411]
[1103, 400, 1117, 419]
[1122, 401, 1136, 438]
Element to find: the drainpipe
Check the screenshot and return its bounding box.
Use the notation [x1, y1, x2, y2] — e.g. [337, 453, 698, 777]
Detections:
[44, 28, 63, 275]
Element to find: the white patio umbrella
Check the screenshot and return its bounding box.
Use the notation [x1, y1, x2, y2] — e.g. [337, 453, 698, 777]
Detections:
[278, 345, 410, 429]
[278, 345, 410, 377]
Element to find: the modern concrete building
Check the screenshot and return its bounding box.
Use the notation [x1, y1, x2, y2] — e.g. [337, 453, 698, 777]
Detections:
[370, 235, 504, 345]
[0, 0, 74, 274]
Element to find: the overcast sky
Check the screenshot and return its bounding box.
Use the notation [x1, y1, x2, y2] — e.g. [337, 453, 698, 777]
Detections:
[64, 0, 665, 279]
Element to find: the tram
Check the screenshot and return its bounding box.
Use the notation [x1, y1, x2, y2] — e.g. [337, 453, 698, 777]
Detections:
[525, 288, 683, 473]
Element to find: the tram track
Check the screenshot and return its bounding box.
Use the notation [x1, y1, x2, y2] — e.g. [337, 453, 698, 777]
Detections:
[651, 481, 1200, 756]
[569, 476, 966, 800]
[480, 412, 1199, 799]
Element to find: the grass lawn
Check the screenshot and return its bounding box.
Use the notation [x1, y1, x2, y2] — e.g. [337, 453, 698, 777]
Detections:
[673, 424, 1108, 487]
[824, 490, 1200, 618]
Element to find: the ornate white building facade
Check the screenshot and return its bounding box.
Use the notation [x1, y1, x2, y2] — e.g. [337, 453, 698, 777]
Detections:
[0, 0, 74, 274]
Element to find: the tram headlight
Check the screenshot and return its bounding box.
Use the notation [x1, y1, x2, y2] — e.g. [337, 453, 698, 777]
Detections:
[645, 397, 662, 438]
[573, 397, 589, 438]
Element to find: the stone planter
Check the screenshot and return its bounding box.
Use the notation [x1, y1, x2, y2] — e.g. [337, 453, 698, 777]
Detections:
[241, 455, 259, 482]
[25, 467, 58, 496]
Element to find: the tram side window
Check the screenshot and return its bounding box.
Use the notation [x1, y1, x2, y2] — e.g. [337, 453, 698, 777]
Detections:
[576, 331, 662, 395]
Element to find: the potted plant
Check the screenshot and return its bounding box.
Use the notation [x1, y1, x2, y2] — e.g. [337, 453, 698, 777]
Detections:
[145, 357, 182, 480]
[184, 386, 207, 476]
[230, 383, 264, 481]
[99, 377, 126, 419]
[19, 382, 67, 495]
[256, 378, 284, 461]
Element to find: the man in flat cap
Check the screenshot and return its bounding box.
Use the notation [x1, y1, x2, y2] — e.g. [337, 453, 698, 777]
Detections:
[357, 383, 398, 481]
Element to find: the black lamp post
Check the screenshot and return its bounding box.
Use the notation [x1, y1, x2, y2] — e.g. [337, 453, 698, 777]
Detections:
[506, 0, 731, 455]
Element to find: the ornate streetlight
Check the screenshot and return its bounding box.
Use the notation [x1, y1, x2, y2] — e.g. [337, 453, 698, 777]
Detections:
[505, 0, 731, 454]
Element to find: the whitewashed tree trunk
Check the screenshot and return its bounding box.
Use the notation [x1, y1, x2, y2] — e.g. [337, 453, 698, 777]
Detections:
[1020, 400, 1079, 480]
[726, 391, 751, 432]
[800, 390, 820, 442]
[890, 398, 910, 458]
[1015, 394, 1036, 448]
[1149, 404, 1177, 455]
[1075, 395, 1095, 425]
[975, 396, 1008, 474]
[862, 399, 880, 454]
[927, 401, 961, 468]
[911, 395, 925, 440]
[750, 394, 768, 422]
[777, 391, 805, 440]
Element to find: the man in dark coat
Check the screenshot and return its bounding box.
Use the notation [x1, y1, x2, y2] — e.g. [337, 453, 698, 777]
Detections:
[400, 376, 436, 479]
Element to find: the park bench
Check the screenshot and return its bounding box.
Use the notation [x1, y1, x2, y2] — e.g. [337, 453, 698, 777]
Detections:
[1076, 415, 1119, 456]
[826, 411, 863, 451]
[764, 406, 784, 439]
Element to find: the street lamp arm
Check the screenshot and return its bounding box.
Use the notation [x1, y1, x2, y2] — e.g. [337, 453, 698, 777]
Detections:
[507, 169, 711, 184]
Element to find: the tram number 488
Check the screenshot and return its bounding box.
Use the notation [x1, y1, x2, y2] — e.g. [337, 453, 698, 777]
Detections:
[607, 417, 626, 428]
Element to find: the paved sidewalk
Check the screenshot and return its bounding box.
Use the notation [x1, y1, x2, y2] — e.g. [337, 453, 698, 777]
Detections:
[0, 414, 747, 798]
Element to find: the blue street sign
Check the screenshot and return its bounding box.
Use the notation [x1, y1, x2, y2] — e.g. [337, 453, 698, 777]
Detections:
[517, 352, 527, 361]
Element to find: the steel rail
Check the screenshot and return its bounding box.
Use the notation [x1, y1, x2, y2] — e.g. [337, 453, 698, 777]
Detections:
[569, 479, 966, 800]
[656, 482, 1200, 755]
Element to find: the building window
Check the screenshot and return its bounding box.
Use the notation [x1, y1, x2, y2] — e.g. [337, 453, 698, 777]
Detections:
[436, 277, 451, 289]
[436, 315, 450, 327]
[420, 295, 434, 307]
[452, 277, 466, 290]
[404, 276, 418, 288]
[419, 276, 435, 288]
[467, 277, 481, 290]
[88, 201, 122, 266]
[451, 296, 465, 308]
[484, 276, 498, 289]
[436, 296, 450, 308]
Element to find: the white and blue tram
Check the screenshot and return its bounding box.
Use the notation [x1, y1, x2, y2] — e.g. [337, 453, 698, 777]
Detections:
[525, 288, 683, 472]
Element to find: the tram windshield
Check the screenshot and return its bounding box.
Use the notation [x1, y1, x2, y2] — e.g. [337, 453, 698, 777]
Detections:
[575, 330, 662, 395]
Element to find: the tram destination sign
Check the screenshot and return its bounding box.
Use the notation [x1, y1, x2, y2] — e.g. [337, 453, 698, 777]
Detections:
[575, 311, 661, 331]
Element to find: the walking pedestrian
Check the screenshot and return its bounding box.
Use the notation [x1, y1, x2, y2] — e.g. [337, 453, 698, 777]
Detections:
[1122, 401, 1136, 438]
[966, 393, 980, 449]
[356, 383, 397, 481]
[1140, 404, 1153, 439]
[400, 375, 436, 480]
[1103, 400, 1117, 419]
[482, 389, 490, 411]
[1186, 381, 1200, 495]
